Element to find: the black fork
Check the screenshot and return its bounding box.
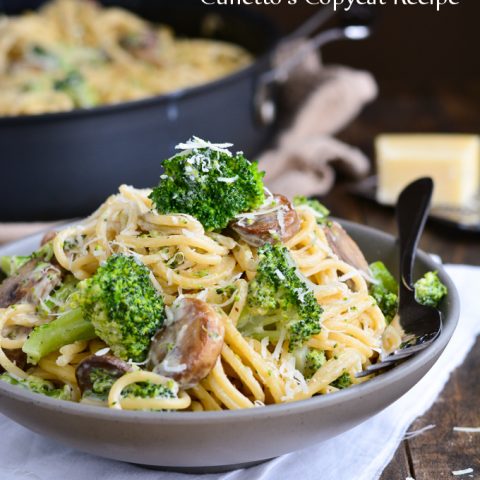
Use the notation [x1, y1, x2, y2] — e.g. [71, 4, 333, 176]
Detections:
[356, 178, 443, 378]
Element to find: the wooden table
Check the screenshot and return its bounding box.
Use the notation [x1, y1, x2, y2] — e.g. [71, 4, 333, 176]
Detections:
[328, 81, 480, 479]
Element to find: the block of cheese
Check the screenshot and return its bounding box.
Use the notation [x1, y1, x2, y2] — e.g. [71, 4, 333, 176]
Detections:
[376, 134, 480, 208]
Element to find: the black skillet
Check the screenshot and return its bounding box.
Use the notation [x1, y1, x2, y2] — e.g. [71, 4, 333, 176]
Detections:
[0, 0, 369, 221]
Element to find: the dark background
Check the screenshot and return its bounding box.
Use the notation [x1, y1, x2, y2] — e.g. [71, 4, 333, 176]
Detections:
[251, 1, 479, 155]
[253, 1, 479, 83]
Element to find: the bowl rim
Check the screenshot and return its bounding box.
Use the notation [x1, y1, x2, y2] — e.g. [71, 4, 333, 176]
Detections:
[0, 219, 460, 424]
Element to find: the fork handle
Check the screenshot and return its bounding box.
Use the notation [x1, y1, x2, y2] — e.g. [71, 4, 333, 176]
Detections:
[396, 178, 434, 295]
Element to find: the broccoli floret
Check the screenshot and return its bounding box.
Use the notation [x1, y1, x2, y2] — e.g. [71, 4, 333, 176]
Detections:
[369, 263, 447, 322]
[149, 138, 265, 231]
[370, 261, 398, 294]
[369, 261, 399, 324]
[370, 287, 398, 325]
[0, 373, 72, 400]
[54, 70, 97, 108]
[414, 271, 447, 308]
[238, 243, 323, 351]
[0, 242, 55, 277]
[23, 254, 165, 364]
[0, 255, 30, 277]
[88, 368, 117, 398]
[304, 349, 326, 379]
[293, 195, 330, 225]
[331, 372, 352, 389]
[122, 380, 176, 400]
[83, 367, 175, 403]
[79, 255, 165, 362]
[37, 274, 79, 317]
[294, 347, 326, 379]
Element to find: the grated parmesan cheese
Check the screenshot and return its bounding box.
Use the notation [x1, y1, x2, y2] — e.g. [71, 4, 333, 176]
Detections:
[277, 208, 286, 237]
[279, 354, 308, 400]
[94, 347, 110, 357]
[260, 337, 270, 359]
[160, 360, 187, 374]
[293, 287, 308, 304]
[166, 268, 174, 286]
[275, 269, 286, 281]
[175, 136, 233, 156]
[217, 176, 238, 184]
[452, 468, 474, 476]
[263, 186, 274, 198]
[338, 270, 358, 283]
[272, 329, 286, 360]
[453, 426, 480, 433]
[234, 196, 283, 225]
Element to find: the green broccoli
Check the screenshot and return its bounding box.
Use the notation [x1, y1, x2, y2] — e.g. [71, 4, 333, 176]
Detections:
[84, 367, 175, 403]
[304, 349, 326, 379]
[238, 243, 323, 351]
[331, 372, 352, 389]
[369, 263, 447, 323]
[294, 347, 326, 379]
[293, 196, 331, 225]
[0, 241, 55, 277]
[37, 274, 79, 317]
[88, 367, 117, 398]
[369, 261, 399, 324]
[414, 271, 447, 308]
[22, 254, 165, 364]
[0, 255, 30, 277]
[149, 138, 265, 231]
[54, 70, 97, 108]
[0, 373, 72, 400]
[122, 380, 176, 400]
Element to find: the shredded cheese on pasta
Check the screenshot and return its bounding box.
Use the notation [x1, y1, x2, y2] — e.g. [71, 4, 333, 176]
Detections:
[0, 185, 397, 411]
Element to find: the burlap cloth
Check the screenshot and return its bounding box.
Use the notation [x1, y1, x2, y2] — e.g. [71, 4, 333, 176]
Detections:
[260, 40, 377, 198]
[0, 49, 376, 245]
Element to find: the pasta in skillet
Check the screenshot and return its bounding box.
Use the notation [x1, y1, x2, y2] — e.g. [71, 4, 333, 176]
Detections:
[0, 0, 252, 116]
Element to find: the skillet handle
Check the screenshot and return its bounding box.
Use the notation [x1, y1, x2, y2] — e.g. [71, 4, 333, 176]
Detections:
[254, 7, 374, 126]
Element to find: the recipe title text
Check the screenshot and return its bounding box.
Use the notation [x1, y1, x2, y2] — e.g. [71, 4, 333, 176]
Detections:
[201, 0, 460, 11]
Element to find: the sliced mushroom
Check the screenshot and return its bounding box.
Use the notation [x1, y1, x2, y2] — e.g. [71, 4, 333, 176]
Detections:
[231, 194, 300, 247]
[119, 30, 162, 65]
[148, 298, 224, 388]
[0, 258, 63, 308]
[75, 354, 132, 394]
[323, 222, 369, 274]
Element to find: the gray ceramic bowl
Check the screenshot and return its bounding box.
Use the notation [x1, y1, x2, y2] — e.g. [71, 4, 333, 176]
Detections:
[0, 220, 459, 472]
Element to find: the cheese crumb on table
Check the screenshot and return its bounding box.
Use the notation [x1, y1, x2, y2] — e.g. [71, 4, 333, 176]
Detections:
[376, 134, 480, 208]
[452, 467, 474, 476]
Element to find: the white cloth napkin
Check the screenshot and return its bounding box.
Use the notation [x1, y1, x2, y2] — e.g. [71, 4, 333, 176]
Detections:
[0, 265, 478, 480]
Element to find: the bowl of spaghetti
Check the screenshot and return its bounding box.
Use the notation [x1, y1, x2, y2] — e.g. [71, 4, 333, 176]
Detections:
[0, 139, 459, 471]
